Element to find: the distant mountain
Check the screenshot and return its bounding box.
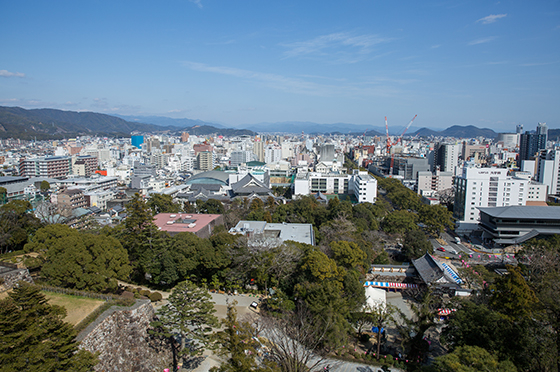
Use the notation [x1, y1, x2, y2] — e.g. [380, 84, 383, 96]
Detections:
[0, 106, 170, 140]
[174, 125, 254, 137]
[411, 125, 498, 139]
[241, 121, 377, 134]
[114, 114, 224, 128]
[548, 128, 560, 140]
[412, 127, 441, 137]
[0, 107, 254, 139]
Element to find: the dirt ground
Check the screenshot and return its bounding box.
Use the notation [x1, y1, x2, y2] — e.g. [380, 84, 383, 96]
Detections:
[43, 291, 105, 325]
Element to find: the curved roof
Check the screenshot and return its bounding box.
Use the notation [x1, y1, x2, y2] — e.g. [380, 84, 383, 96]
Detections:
[185, 171, 230, 186]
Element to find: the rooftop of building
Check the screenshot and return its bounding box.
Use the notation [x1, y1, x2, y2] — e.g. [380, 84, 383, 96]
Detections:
[478, 205, 560, 219]
[153, 213, 223, 235]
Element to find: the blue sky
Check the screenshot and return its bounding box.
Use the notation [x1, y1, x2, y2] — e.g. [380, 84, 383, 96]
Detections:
[1, 0, 559, 131]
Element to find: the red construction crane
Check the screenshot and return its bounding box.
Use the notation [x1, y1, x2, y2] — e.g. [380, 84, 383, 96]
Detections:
[385, 115, 418, 176]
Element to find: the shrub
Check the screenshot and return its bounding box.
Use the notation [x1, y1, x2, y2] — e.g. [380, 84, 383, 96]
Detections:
[139, 289, 151, 297]
[149, 292, 163, 302]
[121, 291, 134, 300]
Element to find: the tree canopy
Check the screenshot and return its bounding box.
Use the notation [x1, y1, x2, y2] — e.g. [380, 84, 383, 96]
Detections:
[0, 283, 98, 372]
[25, 224, 131, 292]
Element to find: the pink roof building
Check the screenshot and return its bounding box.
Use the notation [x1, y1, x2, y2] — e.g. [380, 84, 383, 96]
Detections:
[153, 213, 224, 239]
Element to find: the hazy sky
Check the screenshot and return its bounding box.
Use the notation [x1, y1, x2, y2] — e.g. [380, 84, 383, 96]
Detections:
[1, 0, 559, 131]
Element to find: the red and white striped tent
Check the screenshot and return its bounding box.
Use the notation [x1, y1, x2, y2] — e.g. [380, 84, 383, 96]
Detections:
[437, 308, 456, 316]
[363, 281, 418, 289]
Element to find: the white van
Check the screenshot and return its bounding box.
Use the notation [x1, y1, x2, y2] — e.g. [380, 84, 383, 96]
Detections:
[454, 237, 461, 244]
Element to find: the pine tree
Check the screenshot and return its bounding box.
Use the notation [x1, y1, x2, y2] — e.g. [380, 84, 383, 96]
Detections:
[0, 282, 97, 372]
[150, 281, 219, 370]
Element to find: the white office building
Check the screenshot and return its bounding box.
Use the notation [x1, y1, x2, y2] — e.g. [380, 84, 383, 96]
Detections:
[454, 167, 529, 232]
[293, 170, 377, 203]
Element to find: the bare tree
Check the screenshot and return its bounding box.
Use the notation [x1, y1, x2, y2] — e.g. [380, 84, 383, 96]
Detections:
[254, 304, 335, 372]
[34, 201, 72, 225]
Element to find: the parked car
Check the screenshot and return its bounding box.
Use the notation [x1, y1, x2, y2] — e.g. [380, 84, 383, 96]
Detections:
[437, 247, 446, 252]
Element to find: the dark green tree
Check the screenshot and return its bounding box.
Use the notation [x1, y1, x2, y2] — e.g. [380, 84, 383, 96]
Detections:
[150, 281, 219, 371]
[147, 193, 181, 214]
[0, 282, 98, 372]
[402, 229, 433, 261]
[40, 180, 50, 193]
[0, 200, 43, 254]
[382, 209, 418, 234]
[489, 265, 538, 321]
[418, 204, 454, 237]
[25, 224, 131, 292]
[330, 240, 366, 270]
[431, 345, 517, 372]
[211, 301, 279, 372]
[197, 199, 225, 214]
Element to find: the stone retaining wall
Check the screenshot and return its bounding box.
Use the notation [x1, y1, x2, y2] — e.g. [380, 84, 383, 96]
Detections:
[78, 300, 171, 372]
[0, 265, 33, 292]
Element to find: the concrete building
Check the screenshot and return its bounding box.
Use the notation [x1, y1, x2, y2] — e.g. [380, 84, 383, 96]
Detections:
[536, 149, 560, 195]
[229, 220, 315, 246]
[433, 143, 460, 174]
[253, 139, 264, 162]
[479, 206, 560, 245]
[72, 155, 98, 177]
[57, 189, 87, 210]
[19, 156, 71, 178]
[496, 133, 519, 149]
[454, 167, 529, 232]
[153, 213, 224, 239]
[416, 170, 454, 195]
[293, 170, 377, 203]
[519, 124, 548, 165]
[197, 151, 214, 171]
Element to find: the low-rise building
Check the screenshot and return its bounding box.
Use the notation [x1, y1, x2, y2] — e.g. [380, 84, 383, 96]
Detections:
[153, 213, 224, 239]
[229, 220, 315, 246]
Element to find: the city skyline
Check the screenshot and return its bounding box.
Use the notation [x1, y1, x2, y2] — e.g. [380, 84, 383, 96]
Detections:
[1, 0, 559, 131]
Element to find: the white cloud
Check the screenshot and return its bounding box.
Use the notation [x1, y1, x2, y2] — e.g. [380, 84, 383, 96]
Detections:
[281, 32, 393, 63]
[0, 69, 25, 78]
[476, 14, 507, 24]
[468, 36, 497, 45]
[189, 0, 203, 9]
[181, 61, 404, 98]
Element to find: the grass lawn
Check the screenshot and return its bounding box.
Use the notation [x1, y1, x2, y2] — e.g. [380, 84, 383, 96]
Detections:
[43, 291, 105, 326]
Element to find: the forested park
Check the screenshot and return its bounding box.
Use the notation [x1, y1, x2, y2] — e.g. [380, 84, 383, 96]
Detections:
[1, 177, 559, 372]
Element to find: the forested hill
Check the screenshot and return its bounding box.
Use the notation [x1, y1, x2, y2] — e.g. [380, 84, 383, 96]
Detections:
[0, 106, 165, 140]
[0, 106, 255, 140]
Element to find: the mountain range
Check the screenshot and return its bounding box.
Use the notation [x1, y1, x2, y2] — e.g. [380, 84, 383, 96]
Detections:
[0, 106, 253, 140]
[2, 106, 554, 140]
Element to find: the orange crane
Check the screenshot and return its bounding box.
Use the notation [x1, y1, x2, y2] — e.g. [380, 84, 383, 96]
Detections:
[385, 115, 418, 176]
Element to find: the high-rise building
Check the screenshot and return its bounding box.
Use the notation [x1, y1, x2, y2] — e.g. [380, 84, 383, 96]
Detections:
[253, 139, 264, 162]
[197, 151, 214, 171]
[537, 149, 560, 195]
[181, 132, 189, 142]
[519, 123, 548, 164]
[433, 143, 460, 174]
[454, 167, 528, 231]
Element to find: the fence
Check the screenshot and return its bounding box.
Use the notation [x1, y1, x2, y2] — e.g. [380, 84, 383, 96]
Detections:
[40, 284, 119, 302]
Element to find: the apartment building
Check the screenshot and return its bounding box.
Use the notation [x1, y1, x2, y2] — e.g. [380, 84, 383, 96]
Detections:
[19, 156, 71, 178]
[416, 170, 454, 195]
